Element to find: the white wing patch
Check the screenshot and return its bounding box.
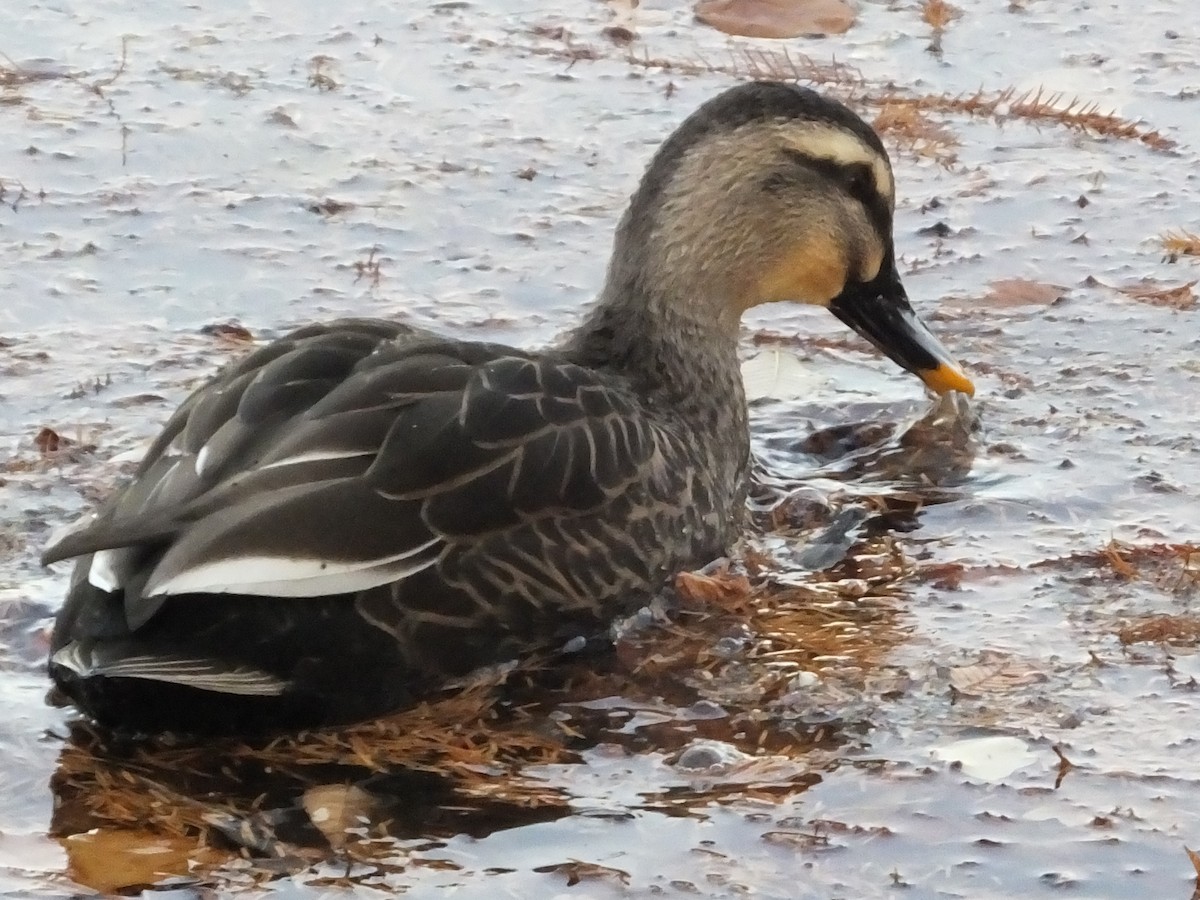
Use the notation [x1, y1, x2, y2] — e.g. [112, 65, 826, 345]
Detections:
[144, 536, 443, 598]
[51, 643, 289, 696]
[87, 548, 137, 592]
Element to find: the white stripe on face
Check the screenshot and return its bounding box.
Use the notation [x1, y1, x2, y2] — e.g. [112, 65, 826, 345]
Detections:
[782, 125, 894, 204]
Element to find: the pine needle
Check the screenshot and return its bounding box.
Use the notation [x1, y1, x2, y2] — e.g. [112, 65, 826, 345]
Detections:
[518, 28, 1176, 156]
[626, 45, 864, 90]
[873, 101, 960, 167]
[874, 86, 1174, 152]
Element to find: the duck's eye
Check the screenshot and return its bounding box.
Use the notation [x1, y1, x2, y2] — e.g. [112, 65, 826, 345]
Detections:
[843, 164, 874, 201]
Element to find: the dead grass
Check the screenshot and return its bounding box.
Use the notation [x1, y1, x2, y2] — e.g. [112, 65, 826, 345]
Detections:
[1162, 230, 1200, 259]
[917, 541, 1200, 597]
[1076, 541, 1200, 593]
[1117, 615, 1200, 647]
[0, 53, 63, 90]
[352, 245, 384, 286]
[1, 40, 127, 108]
[1, 41, 129, 164]
[992, 540, 1200, 596]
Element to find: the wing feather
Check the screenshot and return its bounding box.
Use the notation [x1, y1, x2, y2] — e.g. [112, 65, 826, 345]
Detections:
[45, 323, 670, 639]
[51, 642, 289, 695]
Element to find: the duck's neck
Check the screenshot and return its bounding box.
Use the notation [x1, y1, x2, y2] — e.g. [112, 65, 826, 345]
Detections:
[562, 280, 748, 434]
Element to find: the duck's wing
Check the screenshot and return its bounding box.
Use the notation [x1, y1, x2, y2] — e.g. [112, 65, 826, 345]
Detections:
[44, 321, 663, 632]
[44, 317, 415, 560]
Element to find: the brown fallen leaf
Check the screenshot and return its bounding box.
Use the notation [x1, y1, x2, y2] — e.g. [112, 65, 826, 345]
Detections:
[981, 277, 1068, 307]
[948, 652, 1045, 696]
[200, 321, 254, 343]
[62, 830, 227, 893]
[919, 562, 963, 590]
[695, 0, 857, 39]
[601, 24, 637, 45]
[301, 783, 379, 848]
[307, 197, 354, 216]
[34, 426, 69, 454]
[1052, 744, 1075, 789]
[921, 0, 961, 29]
[533, 860, 632, 887]
[1113, 278, 1196, 310]
[675, 569, 753, 607]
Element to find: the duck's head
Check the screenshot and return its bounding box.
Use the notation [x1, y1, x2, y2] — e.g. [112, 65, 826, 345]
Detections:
[608, 81, 973, 397]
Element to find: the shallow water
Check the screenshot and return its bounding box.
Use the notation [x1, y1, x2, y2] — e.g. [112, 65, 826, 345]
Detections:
[3, 0, 1200, 896]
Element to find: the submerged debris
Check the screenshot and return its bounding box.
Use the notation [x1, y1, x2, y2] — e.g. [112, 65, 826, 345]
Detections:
[50, 511, 920, 890]
[981, 277, 1068, 307]
[947, 651, 1046, 697]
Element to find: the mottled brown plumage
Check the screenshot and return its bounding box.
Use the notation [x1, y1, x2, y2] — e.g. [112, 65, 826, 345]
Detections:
[45, 82, 972, 734]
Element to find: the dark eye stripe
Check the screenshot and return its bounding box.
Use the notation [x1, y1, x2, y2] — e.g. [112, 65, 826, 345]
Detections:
[779, 148, 891, 238]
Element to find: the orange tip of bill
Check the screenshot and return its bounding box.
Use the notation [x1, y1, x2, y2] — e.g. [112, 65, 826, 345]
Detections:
[921, 363, 975, 397]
